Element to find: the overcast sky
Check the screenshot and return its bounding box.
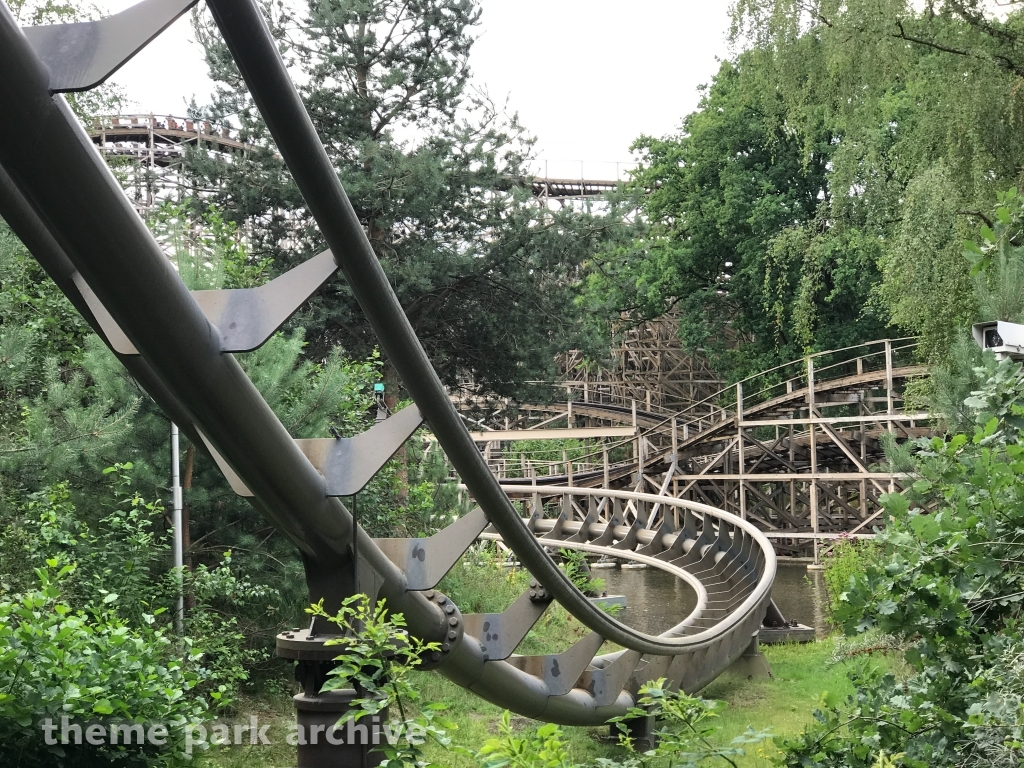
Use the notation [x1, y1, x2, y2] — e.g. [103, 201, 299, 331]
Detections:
[102, 1, 733, 180]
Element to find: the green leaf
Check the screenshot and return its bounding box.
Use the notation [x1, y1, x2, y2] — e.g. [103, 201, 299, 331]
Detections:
[92, 700, 114, 715]
[876, 600, 898, 616]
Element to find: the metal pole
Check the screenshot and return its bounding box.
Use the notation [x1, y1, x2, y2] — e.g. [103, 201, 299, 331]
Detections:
[885, 339, 894, 435]
[171, 422, 183, 633]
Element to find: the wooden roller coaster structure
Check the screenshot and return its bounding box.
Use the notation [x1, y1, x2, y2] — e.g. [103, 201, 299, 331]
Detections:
[471, 338, 931, 557]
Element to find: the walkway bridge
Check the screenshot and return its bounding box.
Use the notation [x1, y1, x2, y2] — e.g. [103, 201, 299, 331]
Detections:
[0, 0, 781, 760]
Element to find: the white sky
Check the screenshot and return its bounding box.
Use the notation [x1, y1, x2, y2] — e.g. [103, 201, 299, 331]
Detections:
[102, 0, 732, 180]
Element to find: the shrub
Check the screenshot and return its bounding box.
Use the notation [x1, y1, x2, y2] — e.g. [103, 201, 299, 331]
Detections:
[821, 538, 879, 622]
[0, 562, 208, 767]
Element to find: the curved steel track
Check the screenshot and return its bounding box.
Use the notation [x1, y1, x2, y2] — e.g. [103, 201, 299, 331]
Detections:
[0, 0, 775, 728]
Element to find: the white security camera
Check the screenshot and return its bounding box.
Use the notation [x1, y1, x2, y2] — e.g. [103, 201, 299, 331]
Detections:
[972, 320, 1024, 360]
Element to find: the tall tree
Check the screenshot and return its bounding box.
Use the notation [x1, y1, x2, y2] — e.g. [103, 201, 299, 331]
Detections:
[190, 0, 615, 406]
[731, 0, 1024, 358]
[584, 60, 885, 380]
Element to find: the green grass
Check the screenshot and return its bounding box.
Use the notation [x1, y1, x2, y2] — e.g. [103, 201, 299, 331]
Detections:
[701, 638, 874, 767]
[197, 637, 895, 767]
[193, 694, 296, 768]
[415, 672, 613, 766]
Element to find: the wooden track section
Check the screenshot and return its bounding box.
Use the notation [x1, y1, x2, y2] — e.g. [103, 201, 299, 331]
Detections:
[468, 340, 933, 555]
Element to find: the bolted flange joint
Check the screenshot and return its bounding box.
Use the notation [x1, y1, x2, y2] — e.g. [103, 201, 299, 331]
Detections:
[418, 589, 463, 670]
[528, 578, 552, 603]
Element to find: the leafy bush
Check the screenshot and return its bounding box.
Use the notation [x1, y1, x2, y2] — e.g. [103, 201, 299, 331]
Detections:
[183, 553, 274, 708]
[309, 595, 454, 767]
[821, 538, 879, 622]
[779, 356, 1024, 767]
[0, 563, 208, 767]
[0, 468, 270, 710]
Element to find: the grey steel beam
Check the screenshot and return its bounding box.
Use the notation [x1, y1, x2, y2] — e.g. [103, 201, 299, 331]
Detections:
[203, 0, 741, 654]
[76, 248, 338, 355]
[296, 403, 423, 496]
[192, 249, 338, 353]
[375, 507, 489, 590]
[22, 0, 198, 92]
[0, 4, 449, 646]
[507, 632, 605, 697]
[461, 589, 552, 662]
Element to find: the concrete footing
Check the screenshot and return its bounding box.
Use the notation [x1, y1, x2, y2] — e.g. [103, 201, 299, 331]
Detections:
[724, 636, 773, 680]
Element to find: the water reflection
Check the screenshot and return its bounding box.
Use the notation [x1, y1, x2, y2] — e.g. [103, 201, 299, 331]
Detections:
[771, 563, 828, 635]
[597, 562, 828, 637]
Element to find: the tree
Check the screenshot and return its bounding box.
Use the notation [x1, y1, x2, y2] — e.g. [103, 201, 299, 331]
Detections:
[0, 214, 464, 680]
[189, 0, 616, 406]
[584, 59, 885, 380]
[731, 0, 1024, 359]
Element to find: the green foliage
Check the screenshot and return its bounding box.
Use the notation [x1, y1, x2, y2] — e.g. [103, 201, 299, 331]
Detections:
[912, 191, 1024, 429]
[0, 466, 274, 709]
[190, 0, 619, 400]
[0, 562, 208, 767]
[475, 711, 573, 768]
[559, 550, 606, 599]
[584, 58, 884, 380]
[920, 333, 986, 434]
[964, 187, 1024, 322]
[779, 358, 1024, 766]
[309, 595, 455, 767]
[730, 1, 1024, 359]
[606, 680, 769, 768]
[383, 430, 469, 537]
[183, 553, 277, 708]
[148, 205, 268, 292]
[0, 467, 170, 616]
[504, 438, 596, 479]
[821, 538, 879, 622]
[876, 165, 977, 360]
[438, 543, 529, 614]
[474, 680, 768, 768]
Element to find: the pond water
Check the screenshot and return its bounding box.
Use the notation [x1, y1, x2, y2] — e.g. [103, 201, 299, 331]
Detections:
[597, 561, 828, 637]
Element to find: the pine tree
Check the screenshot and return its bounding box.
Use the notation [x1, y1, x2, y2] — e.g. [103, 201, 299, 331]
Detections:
[189, 0, 616, 405]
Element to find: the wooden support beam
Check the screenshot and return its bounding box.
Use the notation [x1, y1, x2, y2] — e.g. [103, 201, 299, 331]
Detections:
[468, 426, 637, 441]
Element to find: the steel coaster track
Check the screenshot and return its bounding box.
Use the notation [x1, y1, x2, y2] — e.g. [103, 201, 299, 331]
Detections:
[0, 0, 775, 727]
